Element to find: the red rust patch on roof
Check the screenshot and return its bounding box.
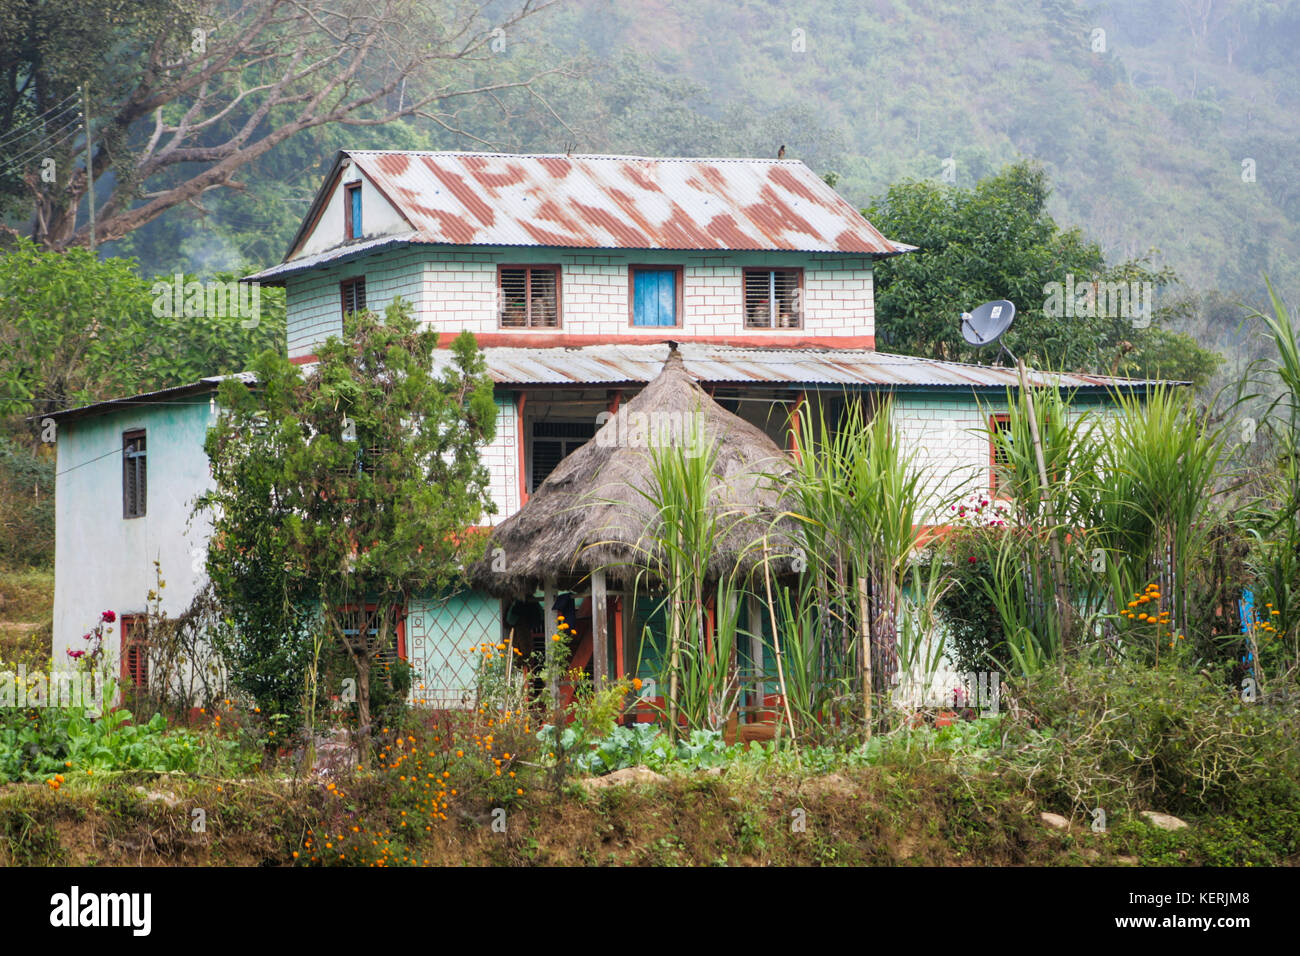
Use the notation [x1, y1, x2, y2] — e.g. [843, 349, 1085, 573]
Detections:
[427, 209, 478, 244]
[461, 155, 527, 188]
[833, 228, 875, 253]
[769, 165, 821, 203]
[621, 161, 662, 192]
[705, 214, 755, 248]
[521, 220, 594, 247]
[375, 153, 411, 176]
[538, 156, 574, 178]
[572, 201, 648, 248]
[424, 158, 495, 227]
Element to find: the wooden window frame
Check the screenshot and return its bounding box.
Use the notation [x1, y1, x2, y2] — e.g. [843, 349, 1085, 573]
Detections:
[627, 264, 684, 329]
[340, 276, 367, 321]
[742, 267, 805, 330]
[497, 264, 562, 329]
[344, 182, 362, 240]
[120, 613, 148, 691]
[337, 603, 408, 664]
[528, 419, 597, 493]
[122, 429, 146, 519]
[989, 413, 1011, 498]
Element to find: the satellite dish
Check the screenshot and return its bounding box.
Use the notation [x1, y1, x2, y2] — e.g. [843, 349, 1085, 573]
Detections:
[960, 300, 1016, 348]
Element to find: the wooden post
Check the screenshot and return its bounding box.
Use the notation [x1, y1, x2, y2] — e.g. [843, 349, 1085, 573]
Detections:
[592, 569, 609, 690]
[747, 592, 764, 717]
[857, 576, 873, 738]
[622, 592, 635, 677]
[613, 596, 625, 682]
[543, 576, 557, 703]
[1016, 359, 1072, 648]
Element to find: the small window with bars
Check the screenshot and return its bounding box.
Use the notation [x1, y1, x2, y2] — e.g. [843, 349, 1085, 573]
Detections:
[990, 414, 1012, 495]
[341, 276, 366, 319]
[123, 430, 146, 518]
[530, 420, 595, 491]
[499, 266, 560, 328]
[120, 614, 148, 691]
[743, 268, 803, 329]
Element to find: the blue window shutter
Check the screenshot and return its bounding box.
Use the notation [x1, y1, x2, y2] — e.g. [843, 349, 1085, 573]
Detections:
[350, 185, 363, 238]
[633, 269, 676, 326]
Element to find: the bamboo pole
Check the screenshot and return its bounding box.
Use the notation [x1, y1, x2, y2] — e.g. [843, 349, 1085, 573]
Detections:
[762, 546, 797, 743]
[1016, 358, 1073, 648]
[857, 575, 873, 738]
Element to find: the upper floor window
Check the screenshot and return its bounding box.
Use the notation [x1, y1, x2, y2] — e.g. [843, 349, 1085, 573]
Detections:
[630, 266, 681, 327]
[499, 266, 560, 328]
[341, 276, 367, 319]
[744, 268, 803, 329]
[344, 182, 362, 240]
[122, 430, 146, 518]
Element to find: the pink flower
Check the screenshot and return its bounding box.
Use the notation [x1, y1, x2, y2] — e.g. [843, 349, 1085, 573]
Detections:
[101, 610, 116, 623]
[968, 556, 978, 564]
[66, 649, 85, 659]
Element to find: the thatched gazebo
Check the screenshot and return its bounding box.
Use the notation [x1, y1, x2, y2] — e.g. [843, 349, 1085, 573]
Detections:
[468, 346, 800, 686]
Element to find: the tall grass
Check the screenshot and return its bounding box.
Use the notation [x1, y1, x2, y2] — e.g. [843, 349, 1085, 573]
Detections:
[785, 395, 927, 733]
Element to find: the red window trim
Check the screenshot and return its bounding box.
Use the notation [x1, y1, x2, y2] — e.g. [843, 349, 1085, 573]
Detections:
[120, 613, 148, 691]
[497, 264, 562, 329]
[989, 413, 1011, 498]
[343, 182, 361, 241]
[340, 275, 366, 320]
[627, 264, 684, 329]
[337, 603, 407, 663]
[742, 267, 805, 330]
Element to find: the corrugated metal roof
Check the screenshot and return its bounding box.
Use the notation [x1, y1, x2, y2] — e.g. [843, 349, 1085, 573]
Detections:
[248, 150, 914, 282]
[441, 343, 1176, 391]
[41, 372, 257, 422]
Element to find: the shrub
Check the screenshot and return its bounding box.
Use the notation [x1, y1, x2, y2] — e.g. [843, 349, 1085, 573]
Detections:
[1006, 658, 1300, 817]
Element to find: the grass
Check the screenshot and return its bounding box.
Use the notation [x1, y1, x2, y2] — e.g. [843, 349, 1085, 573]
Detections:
[2, 749, 1293, 867]
[0, 563, 53, 671]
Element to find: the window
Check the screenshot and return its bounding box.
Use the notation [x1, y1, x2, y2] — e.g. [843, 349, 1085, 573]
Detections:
[630, 266, 681, 327]
[340, 276, 366, 319]
[344, 182, 363, 240]
[122, 430, 146, 518]
[743, 268, 803, 329]
[499, 266, 560, 328]
[990, 414, 1012, 495]
[530, 420, 595, 491]
[120, 614, 148, 691]
[339, 605, 407, 667]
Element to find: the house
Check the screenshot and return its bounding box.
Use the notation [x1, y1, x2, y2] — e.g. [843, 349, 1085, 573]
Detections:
[49, 150, 1151, 706]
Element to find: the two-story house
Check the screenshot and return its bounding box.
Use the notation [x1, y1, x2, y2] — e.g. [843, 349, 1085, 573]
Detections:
[48, 150, 1144, 706]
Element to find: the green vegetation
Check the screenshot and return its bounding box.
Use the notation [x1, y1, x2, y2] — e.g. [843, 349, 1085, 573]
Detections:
[201, 301, 497, 731]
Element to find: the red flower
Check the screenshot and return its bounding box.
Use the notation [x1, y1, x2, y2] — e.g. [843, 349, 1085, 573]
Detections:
[66, 649, 85, 659]
[968, 556, 978, 564]
[100, 610, 116, 623]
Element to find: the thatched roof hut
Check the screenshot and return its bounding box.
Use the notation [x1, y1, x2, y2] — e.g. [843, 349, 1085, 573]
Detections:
[470, 348, 800, 599]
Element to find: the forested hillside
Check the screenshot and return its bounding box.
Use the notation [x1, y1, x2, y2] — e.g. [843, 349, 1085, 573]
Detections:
[99, 0, 1299, 328]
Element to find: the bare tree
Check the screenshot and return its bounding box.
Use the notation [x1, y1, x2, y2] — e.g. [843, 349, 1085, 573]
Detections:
[5, 0, 567, 250]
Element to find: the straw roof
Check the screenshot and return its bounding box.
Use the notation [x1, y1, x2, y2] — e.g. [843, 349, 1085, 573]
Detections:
[469, 348, 800, 598]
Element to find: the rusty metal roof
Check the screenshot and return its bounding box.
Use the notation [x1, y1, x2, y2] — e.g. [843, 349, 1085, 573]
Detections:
[444, 343, 1175, 392]
[250, 150, 914, 282]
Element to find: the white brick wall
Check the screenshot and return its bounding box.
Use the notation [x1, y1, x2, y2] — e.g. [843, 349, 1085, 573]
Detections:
[285, 248, 875, 359]
[482, 395, 518, 525]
